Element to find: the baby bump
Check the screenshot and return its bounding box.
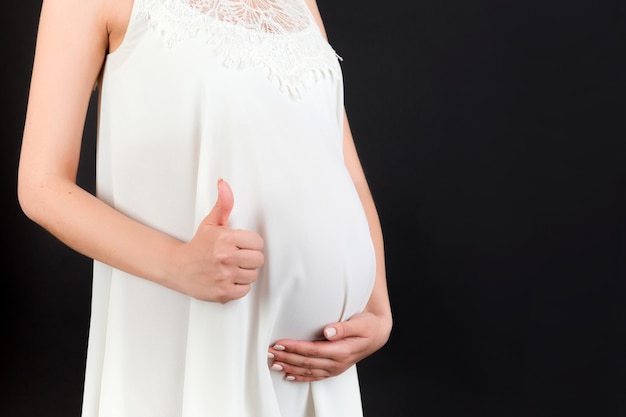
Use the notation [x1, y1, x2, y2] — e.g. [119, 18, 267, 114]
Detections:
[251, 175, 376, 342]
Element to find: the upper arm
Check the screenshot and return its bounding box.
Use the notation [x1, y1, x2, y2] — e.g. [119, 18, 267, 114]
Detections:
[19, 0, 110, 187]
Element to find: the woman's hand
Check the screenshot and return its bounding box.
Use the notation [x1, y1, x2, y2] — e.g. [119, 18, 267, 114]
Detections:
[166, 179, 265, 303]
[267, 311, 392, 382]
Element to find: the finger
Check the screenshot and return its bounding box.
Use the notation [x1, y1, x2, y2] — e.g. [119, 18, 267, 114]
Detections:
[215, 244, 263, 269]
[269, 340, 324, 358]
[267, 341, 349, 380]
[283, 374, 326, 383]
[220, 283, 252, 303]
[233, 268, 259, 285]
[269, 351, 335, 371]
[204, 178, 234, 227]
[234, 249, 264, 270]
[323, 313, 371, 341]
[232, 229, 265, 251]
[270, 361, 331, 382]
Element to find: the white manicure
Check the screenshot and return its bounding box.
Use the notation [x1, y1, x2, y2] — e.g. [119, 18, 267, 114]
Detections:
[324, 327, 337, 338]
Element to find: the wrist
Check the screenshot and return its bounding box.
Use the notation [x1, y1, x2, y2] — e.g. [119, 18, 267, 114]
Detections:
[148, 237, 186, 292]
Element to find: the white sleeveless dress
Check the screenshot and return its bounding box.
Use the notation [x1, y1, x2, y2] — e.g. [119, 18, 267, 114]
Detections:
[82, 1, 376, 416]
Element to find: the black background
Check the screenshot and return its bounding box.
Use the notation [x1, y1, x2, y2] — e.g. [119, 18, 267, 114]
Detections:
[2, 1, 626, 416]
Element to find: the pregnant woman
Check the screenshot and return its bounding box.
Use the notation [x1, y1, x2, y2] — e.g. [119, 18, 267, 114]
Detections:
[17, 0, 393, 416]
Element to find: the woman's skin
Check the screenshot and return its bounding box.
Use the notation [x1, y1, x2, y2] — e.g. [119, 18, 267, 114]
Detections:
[18, 0, 392, 383]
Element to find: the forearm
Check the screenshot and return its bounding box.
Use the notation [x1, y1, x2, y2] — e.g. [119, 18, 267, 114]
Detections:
[355, 182, 393, 342]
[18, 176, 182, 287]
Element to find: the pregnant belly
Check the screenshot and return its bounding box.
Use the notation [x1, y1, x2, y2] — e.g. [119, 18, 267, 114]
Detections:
[231, 173, 377, 342]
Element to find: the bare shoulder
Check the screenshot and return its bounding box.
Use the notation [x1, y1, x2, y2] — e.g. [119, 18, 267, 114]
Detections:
[303, 0, 328, 39]
[105, 0, 134, 53]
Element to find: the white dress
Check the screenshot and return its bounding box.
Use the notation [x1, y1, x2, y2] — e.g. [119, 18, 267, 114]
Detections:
[82, 0, 376, 416]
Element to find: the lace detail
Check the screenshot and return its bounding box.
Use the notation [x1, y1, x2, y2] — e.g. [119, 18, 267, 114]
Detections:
[138, 0, 342, 97]
[187, 0, 310, 33]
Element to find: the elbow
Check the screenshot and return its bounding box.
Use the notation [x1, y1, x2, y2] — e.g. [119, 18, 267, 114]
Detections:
[17, 166, 79, 229]
[17, 172, 39, 222]
[378, 305, 394, 344]
[16, 167, 51, 225]
[382, 312, 393, 342]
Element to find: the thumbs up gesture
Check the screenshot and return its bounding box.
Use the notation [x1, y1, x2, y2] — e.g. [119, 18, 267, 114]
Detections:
[169, 179, 265, 303]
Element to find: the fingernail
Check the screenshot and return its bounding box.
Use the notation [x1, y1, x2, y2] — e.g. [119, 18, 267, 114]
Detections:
[286, 375, 295, 381]
[267, 352, 275, 359]
[271, 364, 283, 371]
[273, 344, 286, 351]
[324, 327, 337, 338]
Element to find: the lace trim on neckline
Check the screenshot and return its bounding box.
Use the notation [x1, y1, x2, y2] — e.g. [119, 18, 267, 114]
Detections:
[138, 0, 343, 98]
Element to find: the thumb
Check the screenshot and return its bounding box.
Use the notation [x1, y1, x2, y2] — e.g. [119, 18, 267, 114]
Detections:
[323, 312, 375, 340]
[323, 318, 362, 341]
[204, 178, 234, 226]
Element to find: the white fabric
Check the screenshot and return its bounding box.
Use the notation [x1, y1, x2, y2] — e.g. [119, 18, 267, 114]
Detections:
[81, 0, 376, 416]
